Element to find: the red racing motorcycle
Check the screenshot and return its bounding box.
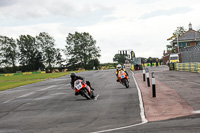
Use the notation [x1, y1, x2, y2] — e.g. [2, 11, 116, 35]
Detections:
[74, 79, 94, 99]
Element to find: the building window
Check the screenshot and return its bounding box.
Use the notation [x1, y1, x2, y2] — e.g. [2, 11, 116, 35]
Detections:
[197, 41, 200, 46]
[186, 42, 190, 47]
[179, 42, 186, 48]
[178, 43, 182, 48]
[167, 47, 172, 51]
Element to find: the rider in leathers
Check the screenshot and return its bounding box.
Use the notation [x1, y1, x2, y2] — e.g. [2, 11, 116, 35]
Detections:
[70, 72, 94, 95]
[115, 64, 128, 82]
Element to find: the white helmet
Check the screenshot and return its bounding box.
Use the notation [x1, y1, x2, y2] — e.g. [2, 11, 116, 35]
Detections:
[117, 64, 122, 70]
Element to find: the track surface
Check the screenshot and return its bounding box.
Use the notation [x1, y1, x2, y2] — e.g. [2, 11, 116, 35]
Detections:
[0, 70, 141, 133]
[1, 69, 200, 133]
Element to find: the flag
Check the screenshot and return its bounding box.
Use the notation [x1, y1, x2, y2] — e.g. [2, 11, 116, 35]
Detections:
[167, 34, 176, 41]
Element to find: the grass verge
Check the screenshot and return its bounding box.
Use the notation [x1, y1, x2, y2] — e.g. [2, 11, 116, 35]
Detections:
[0, 71, 84, 91]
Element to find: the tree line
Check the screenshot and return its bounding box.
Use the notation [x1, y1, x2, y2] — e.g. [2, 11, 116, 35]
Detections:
[0, 32, 101, 73]
[113, 54, 162, 64]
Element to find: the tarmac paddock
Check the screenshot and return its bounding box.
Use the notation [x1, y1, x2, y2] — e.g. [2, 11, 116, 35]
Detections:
[133, 65, 200, 121]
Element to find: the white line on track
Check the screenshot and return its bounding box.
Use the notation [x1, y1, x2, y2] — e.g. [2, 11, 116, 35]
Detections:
[3, 99, 13, 104]
[90, 122, 147, 133]
[94, 94, 100, 100]
[38, 85, 57, 91]
[3, 85, 58, 103]
[65, 83, 71, 86]
[99, 74, 107, 78]
[17, 92, 35, 98]
[4, 91, 35, 103]
[131, 71, 148, 123]
[90, 71, 147, 133]
[189, 81, 200, 86]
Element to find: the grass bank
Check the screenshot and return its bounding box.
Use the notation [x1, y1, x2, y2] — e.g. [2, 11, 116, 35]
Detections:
[0, 71, 84, 91]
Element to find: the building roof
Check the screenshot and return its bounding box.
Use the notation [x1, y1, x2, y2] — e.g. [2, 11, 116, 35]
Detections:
[173, 29, 200, 42]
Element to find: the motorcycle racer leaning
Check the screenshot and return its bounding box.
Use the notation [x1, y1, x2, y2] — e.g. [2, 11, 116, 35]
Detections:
[70, 72, 94, 95]
[116, 64, 129, 82]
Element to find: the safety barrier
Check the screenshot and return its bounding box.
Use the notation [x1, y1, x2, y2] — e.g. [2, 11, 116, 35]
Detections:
[0, 71, 46, 77]
[174, 62, 200, 73]
[143, 63, 160, 67]
[131, 64, 135, 71]
[131, 63, 161, 70]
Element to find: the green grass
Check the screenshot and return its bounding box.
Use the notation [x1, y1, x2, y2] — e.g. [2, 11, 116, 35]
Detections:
[0, 71, 84, 91]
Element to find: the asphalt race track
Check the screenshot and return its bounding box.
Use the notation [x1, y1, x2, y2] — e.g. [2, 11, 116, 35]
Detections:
[0, 70, 141, 133]
[0, 69, 200, 133]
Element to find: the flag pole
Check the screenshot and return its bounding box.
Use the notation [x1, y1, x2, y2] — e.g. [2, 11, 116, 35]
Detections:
[177, 34, 179, 53]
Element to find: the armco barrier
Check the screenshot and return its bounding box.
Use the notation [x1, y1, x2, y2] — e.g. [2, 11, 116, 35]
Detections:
[32, 72, 41, 74]
[0, 71, 46, 77]
[143, 63, 160, 67]
[198, 63, 200, 73]
[14, 73, 23, 75]
[4, 74, 14, 76]
[131, 65, 134, 71]
[23, 72, 32, 75]
[174, 62, 200, 73]
[191, 63, 195, 72]
[195, 63, 198, 72]
[41, 71, 46, 74]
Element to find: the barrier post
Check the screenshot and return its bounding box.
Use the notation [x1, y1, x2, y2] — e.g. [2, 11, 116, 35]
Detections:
[146, 68, 150, 87]
[152, 72, 156, 97]
[143, 66, 145, 81]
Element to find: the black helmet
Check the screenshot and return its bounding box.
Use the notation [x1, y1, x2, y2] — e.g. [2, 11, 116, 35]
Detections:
[70, 72, 76, 78]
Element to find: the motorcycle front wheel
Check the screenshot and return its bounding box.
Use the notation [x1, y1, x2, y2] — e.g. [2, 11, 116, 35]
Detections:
[81, 88, 91, 100]
[123, 79, 129, 88]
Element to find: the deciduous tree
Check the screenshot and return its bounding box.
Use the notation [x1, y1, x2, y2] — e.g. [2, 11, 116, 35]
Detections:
[0, 36, 18, 72]
[36, 32, 56, 70]
[113, 54, 127, 64]
[173, 26, 186, 36]
[65, 32, 101, 69]
[17, 35, 42, 71]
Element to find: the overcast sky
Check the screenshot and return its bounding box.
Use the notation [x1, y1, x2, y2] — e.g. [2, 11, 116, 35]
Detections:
[1, 0, 200, 63]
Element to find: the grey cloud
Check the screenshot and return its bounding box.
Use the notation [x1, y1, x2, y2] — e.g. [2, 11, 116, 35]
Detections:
[0, 0, 113, 27]
[0, 0, 113, 22]
[0, 0, 17, 7]
[140, 7, 193, 19]
[0, 0, 77, 19]
[61, 9, 112, 27]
